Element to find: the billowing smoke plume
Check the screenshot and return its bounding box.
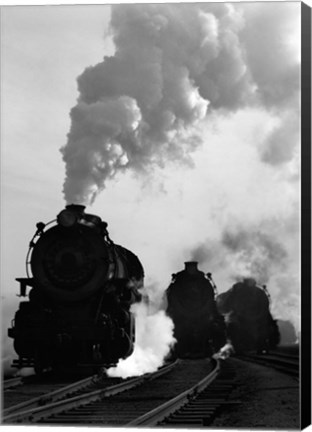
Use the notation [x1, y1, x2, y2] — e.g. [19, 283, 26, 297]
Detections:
[107, 292, 175, 378]
[60, 2, 300, 332]
[61, 3, 299, 205]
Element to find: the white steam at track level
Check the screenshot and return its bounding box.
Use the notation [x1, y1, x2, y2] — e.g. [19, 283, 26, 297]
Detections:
[61, 3, 299, 206]
[107, 295, 176, 378]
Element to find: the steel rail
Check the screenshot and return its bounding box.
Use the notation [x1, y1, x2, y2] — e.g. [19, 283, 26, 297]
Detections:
[127, 358, 220, 427]
[3, 374, 101, 417]
[238, 353, 299, 377]
[3, 360, 179, 424]
[3, 377, 23, 391]
[269, 350, 299, 359]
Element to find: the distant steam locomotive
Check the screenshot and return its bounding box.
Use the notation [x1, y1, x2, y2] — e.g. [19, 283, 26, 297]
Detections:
[166, 262, 226, 358]
[216, 278, 280, 354]
[8, 205, 144, 373]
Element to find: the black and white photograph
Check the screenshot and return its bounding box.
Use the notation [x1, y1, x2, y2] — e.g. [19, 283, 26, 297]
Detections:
[1, 1, 310, 430]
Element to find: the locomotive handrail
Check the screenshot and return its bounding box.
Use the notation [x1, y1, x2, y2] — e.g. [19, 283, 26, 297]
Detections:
[25, 219, 56, 279]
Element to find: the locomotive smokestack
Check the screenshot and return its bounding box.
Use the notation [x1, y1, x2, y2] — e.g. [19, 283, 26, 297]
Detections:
[57, 204, 87, 227]
[243, 277, 257, 287]
[184, 261, 198, 275]
[65, 204, 86, 214]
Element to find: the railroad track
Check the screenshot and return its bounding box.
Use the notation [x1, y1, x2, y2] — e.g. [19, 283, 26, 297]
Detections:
[3, 358, 237, 427]
[3, 377, 24, 391]
[2, 360, 178, 424]
[3, 371, 80, 410]
[3, 371, 118, 418]
[237, 349, 299, 378]
[131, 358, 238, 427]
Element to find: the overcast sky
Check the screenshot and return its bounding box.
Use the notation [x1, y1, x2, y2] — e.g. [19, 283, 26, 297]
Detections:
[1, 2, 301, 363]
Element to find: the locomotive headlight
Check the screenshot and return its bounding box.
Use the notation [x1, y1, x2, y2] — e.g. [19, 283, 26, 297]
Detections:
[57, 209, 77, 227]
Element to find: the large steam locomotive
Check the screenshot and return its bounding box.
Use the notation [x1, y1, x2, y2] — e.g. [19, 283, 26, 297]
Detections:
[8, 205, 144, 373]
[166, 262, 226, 358]
[217, 278, 280, 354]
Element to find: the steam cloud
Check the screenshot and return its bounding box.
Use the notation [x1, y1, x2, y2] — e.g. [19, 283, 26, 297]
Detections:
[61, 3, 299, 205]
[221, 228, 288, 283]
[190, 226, 290, 283]
[107, 293, 175, 378]
[189, 231, 285, 299]
[189, 219, 300, 330]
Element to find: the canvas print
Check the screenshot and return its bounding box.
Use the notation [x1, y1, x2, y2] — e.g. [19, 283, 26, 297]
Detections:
[1, 1, 304, 429]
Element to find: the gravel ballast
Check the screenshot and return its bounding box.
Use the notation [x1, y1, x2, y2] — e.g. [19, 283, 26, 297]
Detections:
[211, 357, 300, 430]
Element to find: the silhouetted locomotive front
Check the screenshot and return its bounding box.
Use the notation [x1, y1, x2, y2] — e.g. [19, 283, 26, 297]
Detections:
[217, 278, 280, 354]
[8, 205, 144, 373]
[166, 262, 226, 358]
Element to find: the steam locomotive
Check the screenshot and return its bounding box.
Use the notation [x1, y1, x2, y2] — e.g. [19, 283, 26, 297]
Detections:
[216, 278, 280, 354]
[166, 262, 226, 358]
[8, 205, 144, 373]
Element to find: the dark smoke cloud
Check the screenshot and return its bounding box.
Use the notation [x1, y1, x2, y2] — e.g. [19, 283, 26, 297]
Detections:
[61, 3, 299, 205]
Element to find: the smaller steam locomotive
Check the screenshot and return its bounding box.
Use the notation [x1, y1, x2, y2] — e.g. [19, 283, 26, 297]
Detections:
[217, 278, 280, 354]
[166, 262, 226, 358]
[8, 205, 144, 373]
